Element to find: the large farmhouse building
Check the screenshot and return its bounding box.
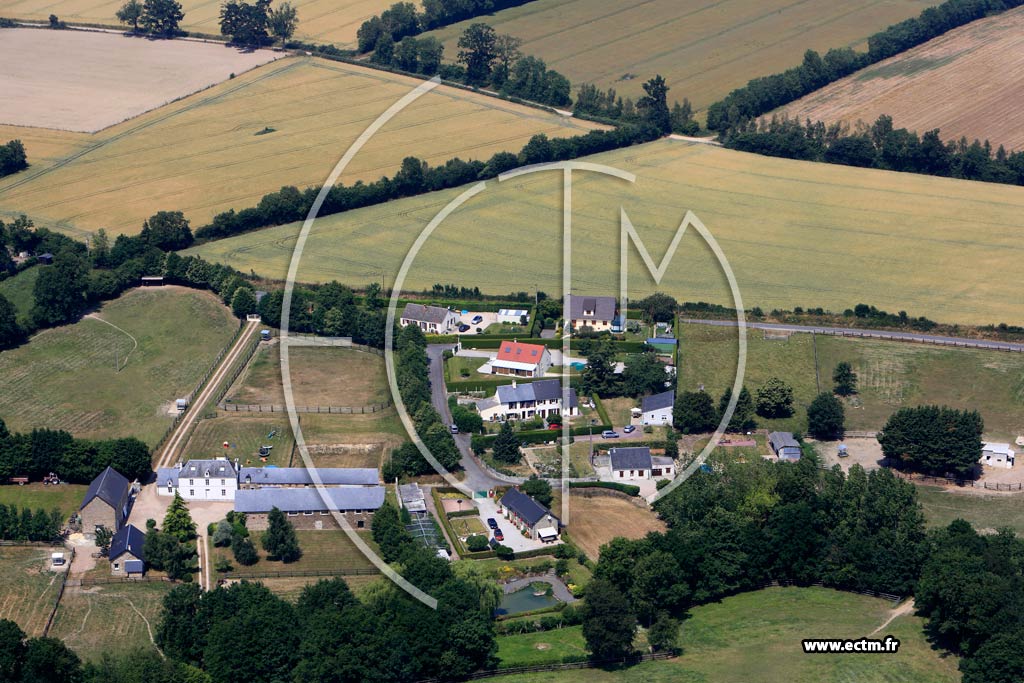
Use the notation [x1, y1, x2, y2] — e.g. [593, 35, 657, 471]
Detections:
[157, 458, 239, 501]
[399, 303, 459, 334]
[477, 379, 578, 422]
[79, 466, 133, 537]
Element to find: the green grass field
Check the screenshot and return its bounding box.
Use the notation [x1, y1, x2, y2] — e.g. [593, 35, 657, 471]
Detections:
[184, 416, 297, 467]
[0, 57, 601, 238]
[210, 529, 380, 575]
[0, 484, 88, 519]
[0, 546, 65, 637]
[918, 486, 1024, 534]
[0, 0, 393, 47]
[491, 587, 958, 682]
[422, 0, 942, 112]
[187, 140, 1024, 326]
[0, 286, 237, 445]
[678, 322, 1024, 439]
[0, 266, 39, 323]
[228, 345, 388, 407]
[47, 581, 172, 662]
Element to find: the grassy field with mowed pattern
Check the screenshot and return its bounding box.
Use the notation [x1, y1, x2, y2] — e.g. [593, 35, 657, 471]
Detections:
[187, 139, 1024, 325]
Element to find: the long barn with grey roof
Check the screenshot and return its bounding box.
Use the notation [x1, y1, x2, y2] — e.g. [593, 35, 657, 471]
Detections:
[234, 486, 385, 530]
[240, 467, 379, 488]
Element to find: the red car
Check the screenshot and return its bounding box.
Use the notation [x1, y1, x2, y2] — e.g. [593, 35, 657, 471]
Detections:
[493, 529, 504, 542]
[547, 423, 561, 430]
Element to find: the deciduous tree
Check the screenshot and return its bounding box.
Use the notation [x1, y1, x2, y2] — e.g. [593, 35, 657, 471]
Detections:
[807, 392, 845, 441]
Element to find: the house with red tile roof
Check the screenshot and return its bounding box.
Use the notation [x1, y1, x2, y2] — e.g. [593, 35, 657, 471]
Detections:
[491, 340, 552, 377]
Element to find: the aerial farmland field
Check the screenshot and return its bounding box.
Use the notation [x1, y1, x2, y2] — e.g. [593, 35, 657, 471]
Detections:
[0, 54, 602, 238]
[777, 6, 1024, 151]
[0, 286, 236, 444]
[0, 29, 279, 132]
[0, 0, 393, 47]
[0, 546, 64, 637]
[187, 139, 1024, 325]
[423, 0, 943, 113]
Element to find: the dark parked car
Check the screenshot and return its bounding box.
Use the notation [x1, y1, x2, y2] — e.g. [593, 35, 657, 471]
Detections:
[458, 324, 470, 333]
[601, 430, 619, 439]
[487, 518, 498, 530]
[493, 529, 504, 542]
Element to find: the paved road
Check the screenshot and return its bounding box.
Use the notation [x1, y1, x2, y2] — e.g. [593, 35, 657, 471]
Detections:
[680, 318, 1024, 353]
[427, 344, 519, 491]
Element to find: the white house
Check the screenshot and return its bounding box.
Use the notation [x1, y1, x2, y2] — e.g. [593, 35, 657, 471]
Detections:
[497, 309, 529, 324]
[477, 379, 578, 422]
[608, 447, 675, 480]
[566, 295, 620, 333]
[641, 390, 674, 426]
[157, 458, 239, 501]
[399, 303, 459, 334]
[768, 432, 802, 461]
[491, 340, 552, 378]
[981, 442, 1015, 469]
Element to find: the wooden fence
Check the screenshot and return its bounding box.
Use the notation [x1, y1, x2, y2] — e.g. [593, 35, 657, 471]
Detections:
[891, 469, 1023, 491]
[219, 401, 391, 414]
[760, 579, 902, 603]
[222, 567, 379, 580]
[417, 652, 675, 682]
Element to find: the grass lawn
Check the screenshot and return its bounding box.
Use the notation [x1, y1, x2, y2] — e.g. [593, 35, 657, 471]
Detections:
[917, 486, 1024, 534]
[189, 140, 1024, 327]
[496, 625, 590, 668]
[446, 355, 492, 382]
[184, 416, 296, 468]
[247, 573, 382, 602]
[210, 529, 380, 575]
[689, 434, 769, 462]
[227, 345, 389, 408]
[0, 546, 65, 637]
[679, 322, 1024, 440]
[297, 410, 407, 468]
[0, 266, 39, 323]
[48, 581, 172, 662]
[601, 397, 636, 429]
[0, 286, 236, 445]
[449, 516, 487, 537]
[490, 587, 958, 683]
[563, 493, 665, 561]
[0, 483, 88, 519]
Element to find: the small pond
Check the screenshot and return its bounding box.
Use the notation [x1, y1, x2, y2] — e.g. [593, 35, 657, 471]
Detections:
[495, 585, 561, 616]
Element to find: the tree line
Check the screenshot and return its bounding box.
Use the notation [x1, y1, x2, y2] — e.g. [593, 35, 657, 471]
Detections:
[218, 0, 297, 47]
[115, 0, 185, 36]
[0, 417, 151, 484]
[706, 0, 1024, 130]
[0, 504, 62, 541]
[357, 0, 537, 53]
[722, 115, 1024, 187]
[195, 122, 660, 240]
[0, 140, 27, 178]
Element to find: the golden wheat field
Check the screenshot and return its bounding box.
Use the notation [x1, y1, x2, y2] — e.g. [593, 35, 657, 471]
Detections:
[0, 0, 394, 47]
[0, 56, 601, 237]
[777, 6, 1024, 151]
[187, 138, 1024, 325]
[423, 0, 943, 111]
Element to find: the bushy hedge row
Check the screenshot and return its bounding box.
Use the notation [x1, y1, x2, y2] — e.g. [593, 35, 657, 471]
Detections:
[568, 481, 641, 497]
[475, 423, 612, 446]
[194, 124, 660, 241]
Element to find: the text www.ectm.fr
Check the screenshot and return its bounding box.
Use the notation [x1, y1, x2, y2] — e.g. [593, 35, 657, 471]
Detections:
[802, 637, 900, 653]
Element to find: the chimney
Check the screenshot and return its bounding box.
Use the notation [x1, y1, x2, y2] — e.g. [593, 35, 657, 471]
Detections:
[512, 379, 517, 389]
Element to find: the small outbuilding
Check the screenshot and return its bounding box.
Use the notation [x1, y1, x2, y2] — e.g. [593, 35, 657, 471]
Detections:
[768, 432, 802, 461]
[109, 524, 146, 576]
[981, 442, 1015, 469]
[37, 253, 54, 265]
[641, 390, 675, 426]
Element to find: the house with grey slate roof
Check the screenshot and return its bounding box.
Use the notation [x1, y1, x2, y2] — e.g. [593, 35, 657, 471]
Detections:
[566, 295, 621, 334]
[607, 447, 675, 481]
[399, 303, 459, 334]
[234, 486, 386, 530]
[240, 467, 380, 488]
[641, 390, 675, 426]
[499, 487, 560, 542]
[109, 524, 146, 576]
[79, 466, 133, 537]
[477, 379, 579, 422]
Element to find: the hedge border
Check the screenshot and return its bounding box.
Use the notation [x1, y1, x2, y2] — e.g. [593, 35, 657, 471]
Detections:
[568, 481, 640, 497]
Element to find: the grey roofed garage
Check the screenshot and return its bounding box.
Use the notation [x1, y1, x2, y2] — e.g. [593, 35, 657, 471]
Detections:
[642, 390, 675, 412]
[240, 467, 380, 486]
[401, 303, 452, 324]
[496, 379, 578, 407]
[609, 447, 653, 471]
[234, 486, 385, 513]
[567, 294, 616, 320]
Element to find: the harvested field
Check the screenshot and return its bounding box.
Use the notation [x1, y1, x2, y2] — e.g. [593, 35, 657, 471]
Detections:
[0, 0, 393, 48]
[48, 580, 172, 661]
[424, 0, 943, 112]
[777, 7, 1024, 151]
[0, 546, 65, 637]
[564, 493, 665, 560]
[0, 287, 236, 445]
[0, 29, 279, 133]
[296, 411, 406, 468]
[227, 345, 388, 408]
[0, 56, 601, 237]
[189, 139, 1024, 325]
